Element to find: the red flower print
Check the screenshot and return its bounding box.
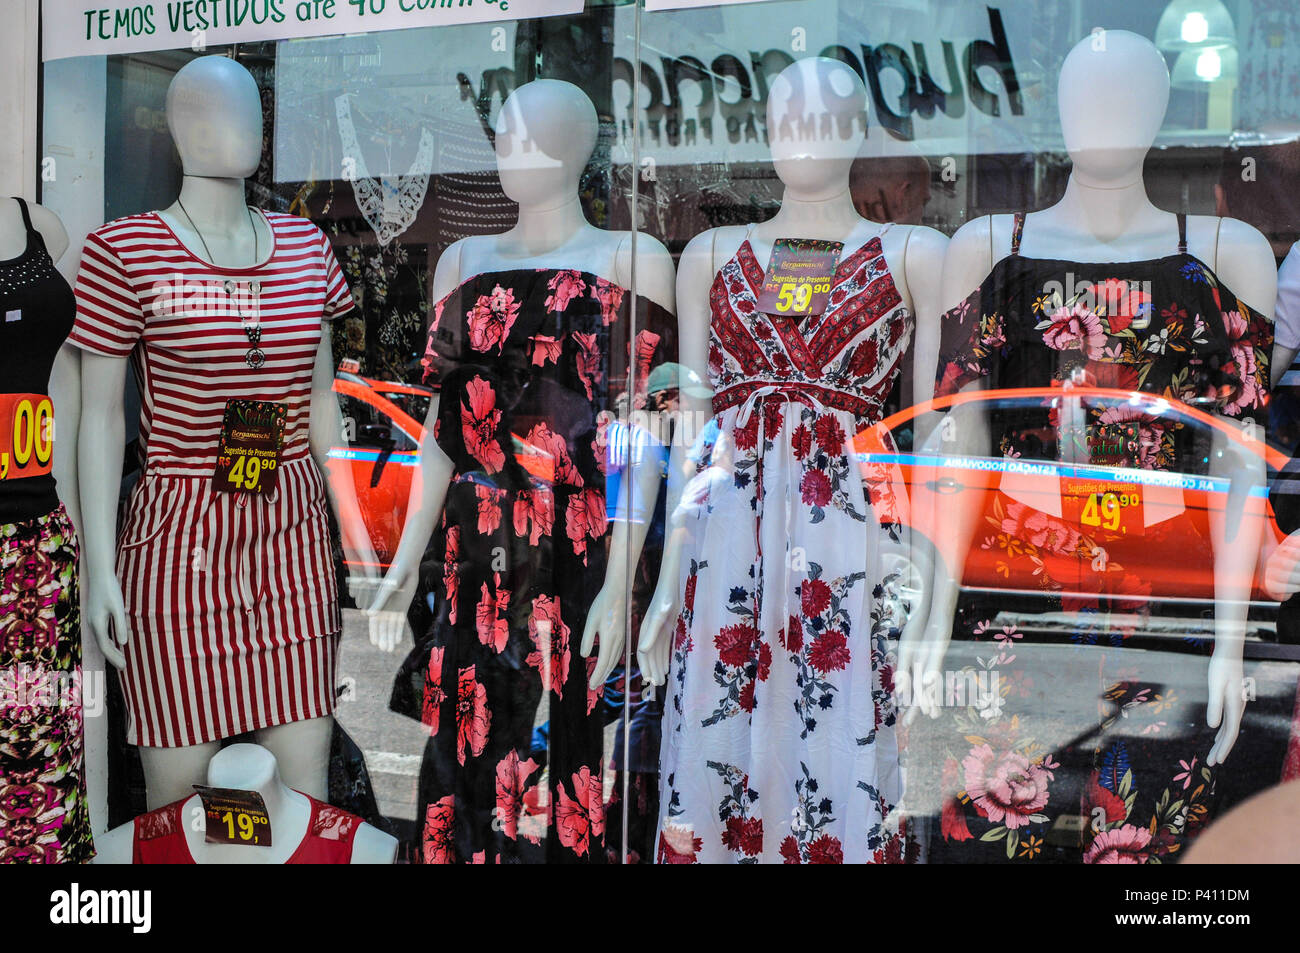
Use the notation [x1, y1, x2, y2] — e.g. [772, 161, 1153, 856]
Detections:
[467, 284, 520, 354]
[555, 765, 604, 857]
[1076, 360, 1139, 391]
[421, 646, 447, 733]
[809, 629, 850, 672]
[807, 834, 844, 864]
[762, 399, 783, 436]
[779, 836, 801, 864]
[755, 642, 772, 681]
[733, 412, 760, 451]
[939, 757, 973, 842]
[962, 743, 1052, 829]
[721, 816, 763, 856]
[1094, 278, 1150, 333]
[455, 666, 491, 766]
[1083, 772, 1128, 827]
[592, 278, 625, 326]
[800, 578, 831, 617]
[476, 574, 511, 653]
[512, 487, 555, 546]
[813, 414, 845, 456]
[632, 329, 662, 399]
[527, 594, 572, 697]
[753, 321, 773, 341]
[714, 622, 756, 668]
[1083, 824, 1152, 864]
[888, 315, 906, 346]
[738, 680, 757, 712]
[783, 614, 804, 652]
[526, 422, 583, 487]
[546, 270, 588, 314]
[848, 338, 879, 377]
[585, 655, 604, 715]
[461, 376, 505, 474]
[683, 572, 698, 612]
[494, 749, 541, 842]
[530, 334, 561, 367]
[1040, 303, 1105, 359]
[708, 342, 724, 373]
[800, 470, 832, 506]
[443, 526, 460, 624]
[791, 423, 812, 460]
[422, 795, 455, 865]
[475, 484, 503, 534]
[565, 486, 607, 563]
[658, 823, 702, 864]
[572, 331, 602, 401]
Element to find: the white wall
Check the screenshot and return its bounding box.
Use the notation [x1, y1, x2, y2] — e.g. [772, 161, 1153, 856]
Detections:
[0, 0, 39, 200]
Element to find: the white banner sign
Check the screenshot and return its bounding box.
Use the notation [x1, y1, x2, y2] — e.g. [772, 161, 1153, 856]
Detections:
[644, 0, 780, 10]
[41, 0, 584, 61]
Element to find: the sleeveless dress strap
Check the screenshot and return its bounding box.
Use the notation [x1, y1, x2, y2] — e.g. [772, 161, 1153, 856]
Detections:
[1010, 212, 1026, 256]
[1176, 212, 1188, 255]
[12, 197, 34, 236]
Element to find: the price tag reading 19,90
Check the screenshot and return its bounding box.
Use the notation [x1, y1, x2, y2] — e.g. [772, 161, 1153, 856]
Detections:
[0, 393, 54, 481]
[213, 399, 287, 495]
[193, 785, 273, 847]
[754, 238, 844, 318]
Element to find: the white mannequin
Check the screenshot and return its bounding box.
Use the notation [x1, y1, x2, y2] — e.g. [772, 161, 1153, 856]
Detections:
[636, 57, 948, 685]
[367, 79, 677, 688]
[93, 743, 397, 863]
[77, 55, 379, 808]
[901, 31, 1276, 767]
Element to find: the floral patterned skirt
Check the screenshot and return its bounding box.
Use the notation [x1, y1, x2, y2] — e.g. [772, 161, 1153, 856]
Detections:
[907, 493, 1221, 864]
[0, 504, 93, 864]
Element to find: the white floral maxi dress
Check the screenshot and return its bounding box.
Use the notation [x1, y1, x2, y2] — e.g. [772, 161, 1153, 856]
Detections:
[657, 233, 914, 864]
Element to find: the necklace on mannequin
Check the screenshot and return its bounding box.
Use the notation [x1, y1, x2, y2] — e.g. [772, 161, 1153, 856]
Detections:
[176, 195, 267, 369]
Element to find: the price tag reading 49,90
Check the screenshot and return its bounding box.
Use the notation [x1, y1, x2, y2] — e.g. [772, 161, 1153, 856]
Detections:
[754, 238, 844, 318]
[0, 393, 55, 481]
[213, 399, 287, 495]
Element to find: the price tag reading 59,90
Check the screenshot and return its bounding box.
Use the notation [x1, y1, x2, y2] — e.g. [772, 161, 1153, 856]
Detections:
[754, 238, 844, 318]
[0, 393, 55, 481]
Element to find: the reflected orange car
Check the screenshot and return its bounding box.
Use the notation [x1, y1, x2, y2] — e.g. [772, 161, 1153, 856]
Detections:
[853, 386, 1288, 618]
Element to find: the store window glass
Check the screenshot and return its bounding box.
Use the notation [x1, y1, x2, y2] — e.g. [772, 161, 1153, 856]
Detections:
[27, 0, 1300, 867]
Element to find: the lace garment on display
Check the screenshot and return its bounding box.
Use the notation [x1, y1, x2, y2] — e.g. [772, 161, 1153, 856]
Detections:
[335, 94, 434, 246]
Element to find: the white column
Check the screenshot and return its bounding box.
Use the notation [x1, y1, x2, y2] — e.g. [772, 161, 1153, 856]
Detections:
[0, 0, 39, 199]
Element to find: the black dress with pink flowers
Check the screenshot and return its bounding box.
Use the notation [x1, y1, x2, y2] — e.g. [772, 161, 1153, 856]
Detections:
[915, 213, 1272, 863]
[416, 267, 675, 864]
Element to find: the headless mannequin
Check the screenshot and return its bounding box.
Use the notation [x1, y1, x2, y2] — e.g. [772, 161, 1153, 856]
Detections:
[93, 743, 397, 863]
[636, 57, 948, 685]
[367, 79, 677, 687]
[77, 56, 379, 808]
[900, 31, 1276, 766]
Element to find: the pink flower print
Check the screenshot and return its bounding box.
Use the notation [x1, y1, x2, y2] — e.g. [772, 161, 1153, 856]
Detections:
[1083, 824, 1152, 864]
[631, 330, 662, 407]
[421, 646, 447, 733]
[443, 525, 460, 625]
[546, 270, 588, 314]
[962, 744, 1053, 829]
[530, 334, 562, 367]
[592, 277, 625, 326]
[475, 484, 504, 534]
[422, 795, 455, 864]
[455, 665, 491, 765]
[527, 594, 573, 697]
[526, 422, 583, 487]
[461, 376, 505, 474]
[555, 765, 604, 857]
[476, 573, 511, 653]
[1221, 310, 1263, 414]
[494, 749, 541, 842]
[585, 655, 604, 715]
[1040, 303, 1105, 359]
[513, 487, 555, 545]
[572, 331, 602, 401]
[999, 501, 1081, 555]
[1172, 756, 1198, 790]
[565, 486, 608, 563]
[467, 284, 520, 354]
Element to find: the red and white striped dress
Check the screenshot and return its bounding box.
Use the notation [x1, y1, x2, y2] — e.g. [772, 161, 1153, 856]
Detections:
[69, 210, 354, 748]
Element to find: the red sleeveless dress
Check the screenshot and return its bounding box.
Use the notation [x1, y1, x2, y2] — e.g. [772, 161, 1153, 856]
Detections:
[132, 793, 363, 864]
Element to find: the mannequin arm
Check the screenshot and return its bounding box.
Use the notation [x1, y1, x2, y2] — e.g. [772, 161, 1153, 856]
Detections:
[308, 323, 381, 585]
[49, 344, 82, 531]
[1204, 421, 1265, 766]
[76, 353, 130, 670]
[364, 395, 454, 650]
[901, 225, 949, 409]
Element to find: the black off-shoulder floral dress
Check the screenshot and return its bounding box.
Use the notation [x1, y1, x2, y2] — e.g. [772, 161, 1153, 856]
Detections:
[914, 213, 1272, 863]
[417, 267, 675, 864]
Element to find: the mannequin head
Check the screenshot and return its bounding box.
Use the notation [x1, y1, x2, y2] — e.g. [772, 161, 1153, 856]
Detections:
[166, 55, 263, 179]
[207, 743, 279, 790]
[495, 79, 598, 208]
[767, 58, 869, 197]
[1058, 31, 1169, 184]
